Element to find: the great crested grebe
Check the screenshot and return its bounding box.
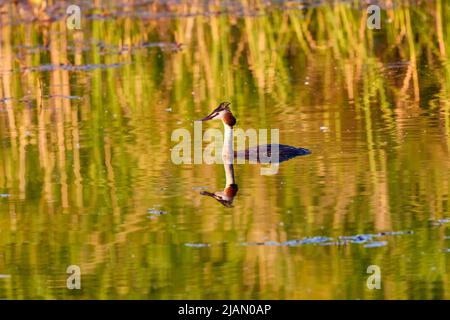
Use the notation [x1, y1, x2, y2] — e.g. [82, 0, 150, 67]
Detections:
[199, 102, 310, 207]
[200, 102, 311, 164]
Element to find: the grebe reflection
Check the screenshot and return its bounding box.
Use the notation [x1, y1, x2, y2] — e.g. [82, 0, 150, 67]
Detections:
[200, 163, 238, 208]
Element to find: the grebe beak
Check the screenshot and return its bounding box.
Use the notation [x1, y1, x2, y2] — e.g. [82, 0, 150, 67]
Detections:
[199, 102, 231, 121]
[200, 110, 218, 121]
[200, 190, 234, 208]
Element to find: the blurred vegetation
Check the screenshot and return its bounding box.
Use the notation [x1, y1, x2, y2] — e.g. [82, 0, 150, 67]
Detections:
[0, 0, 449, 299]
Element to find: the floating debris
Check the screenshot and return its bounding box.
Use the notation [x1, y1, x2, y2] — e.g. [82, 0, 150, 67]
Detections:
[364, 241, 388, 248]
[147, 208, 167, 216]
[339, 234, 376, 244]
[431, 218, 450, 226]
[241, 236, 334, 247]
[139, 42, 182, 52]
[263, 241, 281, 246]
[0, 194, 10, 198]
[48, 95, 82, 100]
[283, 236, 333, 246]
[240, 231, 412, 248]
[320, 126, 329, 132]
[0, 274, 11, 279]
[185, 243, 210, 248]
[240, 242, 265, 246]
[377, 230, 414, 236]
[24, 63, 125, 72]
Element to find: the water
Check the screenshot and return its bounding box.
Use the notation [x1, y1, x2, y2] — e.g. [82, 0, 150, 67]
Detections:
[0, 0, 449, 299]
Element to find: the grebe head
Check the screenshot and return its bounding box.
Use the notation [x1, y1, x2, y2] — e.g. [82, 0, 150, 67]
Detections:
[200, 102, 236, 127]
[200, 184, 238, 208]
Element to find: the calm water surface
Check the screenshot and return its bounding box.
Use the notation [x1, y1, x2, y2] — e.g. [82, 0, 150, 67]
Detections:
[0, 1, 449, 299]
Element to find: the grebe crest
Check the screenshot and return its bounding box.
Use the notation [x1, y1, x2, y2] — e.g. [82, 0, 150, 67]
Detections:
[200, 101, 236, 127]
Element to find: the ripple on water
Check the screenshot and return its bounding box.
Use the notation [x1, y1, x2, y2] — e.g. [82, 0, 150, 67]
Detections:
[185, 243, 210, 248]
[431, 218, 450, 226]
[364, 241, 388, 248]
[239, 231, 413, 248]
[147, 208, 168, 216]
[23, 63, 125, 72]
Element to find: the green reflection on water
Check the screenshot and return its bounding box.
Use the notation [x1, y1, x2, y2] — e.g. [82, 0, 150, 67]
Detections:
[0, 0, 449, 299]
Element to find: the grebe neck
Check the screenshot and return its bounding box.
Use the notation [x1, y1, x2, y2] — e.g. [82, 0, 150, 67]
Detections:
[222, 124, 233, 165]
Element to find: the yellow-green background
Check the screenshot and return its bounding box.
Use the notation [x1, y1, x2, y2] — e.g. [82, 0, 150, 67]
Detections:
[0, 0, 449, 299]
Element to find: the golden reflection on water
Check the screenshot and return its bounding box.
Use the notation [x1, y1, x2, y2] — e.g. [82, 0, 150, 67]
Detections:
[0, 0, 449, 299]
